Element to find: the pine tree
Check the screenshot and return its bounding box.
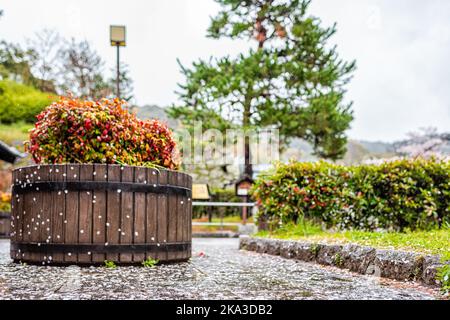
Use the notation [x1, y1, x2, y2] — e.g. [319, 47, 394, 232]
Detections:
[169, 0, 356, 177]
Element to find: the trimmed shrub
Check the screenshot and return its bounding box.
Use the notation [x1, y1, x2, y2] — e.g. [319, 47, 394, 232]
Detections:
[26, 97, 179, 169]
[0, 80, 55, 124]
[252, 159, 450, 231]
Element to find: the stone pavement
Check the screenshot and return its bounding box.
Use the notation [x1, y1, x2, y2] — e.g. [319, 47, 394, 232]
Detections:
[0, 238, 439, 300]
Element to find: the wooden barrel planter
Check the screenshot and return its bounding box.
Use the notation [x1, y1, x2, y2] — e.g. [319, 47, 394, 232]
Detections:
[0, 211, 10, 239]
[10, 164, 192, 265]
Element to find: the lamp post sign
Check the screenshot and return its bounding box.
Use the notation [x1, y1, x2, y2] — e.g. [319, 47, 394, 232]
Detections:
[236, 179, 253, 197]
[110, 25, 126, 98]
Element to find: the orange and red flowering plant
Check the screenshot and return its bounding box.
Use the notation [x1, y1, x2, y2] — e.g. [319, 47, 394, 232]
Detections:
[26, 97, 179, 169]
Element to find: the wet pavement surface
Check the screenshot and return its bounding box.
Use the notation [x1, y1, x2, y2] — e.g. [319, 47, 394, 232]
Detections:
[0, 238, 440, 300]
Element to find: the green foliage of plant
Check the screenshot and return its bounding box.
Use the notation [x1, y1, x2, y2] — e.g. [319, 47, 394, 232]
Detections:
[212, 188, 242, 203]
[0, 41, 40, 90]
[0, 80, 55, 124]
[142, 257, 159, 268]
[438, 263, 450, 295]
[310, 244, 321, 257]
[333, 252, 344, 267]
[26, 97, 179, 168]
[104, 260, 116, 269]
[252, 159, 450, 231]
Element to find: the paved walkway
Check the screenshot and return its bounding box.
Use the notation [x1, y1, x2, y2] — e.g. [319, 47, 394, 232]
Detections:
[0, 238, 439, 300]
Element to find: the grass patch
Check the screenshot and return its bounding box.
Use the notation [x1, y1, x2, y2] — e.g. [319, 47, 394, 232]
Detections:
[256, 222, 450, 258]
[0, 122, 32, 148]
[142, 257, 159, 268]
[193, 216, 254, 224]
[104, 260, 117, 269]
[192, 225, 239, 233]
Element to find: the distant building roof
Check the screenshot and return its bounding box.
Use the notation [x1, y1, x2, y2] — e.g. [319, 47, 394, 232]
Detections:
[0, 140, 25, 164]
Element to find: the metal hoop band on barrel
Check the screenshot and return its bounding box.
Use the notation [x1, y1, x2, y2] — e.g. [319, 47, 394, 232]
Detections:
[12, 181, 191, 197]
[11, 242, 191, 254]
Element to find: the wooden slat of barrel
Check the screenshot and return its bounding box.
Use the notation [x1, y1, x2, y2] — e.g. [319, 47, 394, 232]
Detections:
[11, 165, 192, 265]
[177, 171, 184, 260]
[106, 165, 121, 262]
[146, 168, 158, 260]
[39, 166, 51, 264]
[175, 172, 184, 260]
[187, 174, 192, 250]
[92, 164, 107, 264]
[181, 173, 189, 260]
[133, 167, 147, 263]
[51, 164, 64, 263]
[188, 174, 193, 258]
[18, 168, 28, 257]
[25, 166, 41, 263]
[18, 169, 25, 242]
[15, 169, 23, 256]
[78, 164, 93, 263]
[64, 164, 79, 263]
[173, 172, 180, 260]
[15, 169, 25, 255]
[167, 171, 177, 261]
[120, 166, 134, 263]
[156, 170, 167, 262]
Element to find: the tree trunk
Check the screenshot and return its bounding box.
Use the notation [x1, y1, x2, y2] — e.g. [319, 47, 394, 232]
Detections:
[250, 12, 266, 177]
[243, 100, 252, 178]
[244, 135, 252, 178]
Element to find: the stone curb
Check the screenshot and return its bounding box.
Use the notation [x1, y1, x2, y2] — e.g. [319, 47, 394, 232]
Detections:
[239, 236, 447, 287]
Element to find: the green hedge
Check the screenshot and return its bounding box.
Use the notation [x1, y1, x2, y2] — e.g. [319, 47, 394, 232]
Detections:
[0, 80, 54, 124]
[252, 159, 450, 231]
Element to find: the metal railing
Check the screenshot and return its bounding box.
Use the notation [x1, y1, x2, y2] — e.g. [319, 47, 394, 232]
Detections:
[192, 202, 255, 207]
[192, 201, 256, 226]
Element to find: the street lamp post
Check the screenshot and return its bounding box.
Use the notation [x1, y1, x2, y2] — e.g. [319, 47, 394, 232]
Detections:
[110, 25, 126, 98]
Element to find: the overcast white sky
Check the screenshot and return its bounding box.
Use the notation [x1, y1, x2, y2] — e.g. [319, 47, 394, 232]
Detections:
[0, 0, 449, 142]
